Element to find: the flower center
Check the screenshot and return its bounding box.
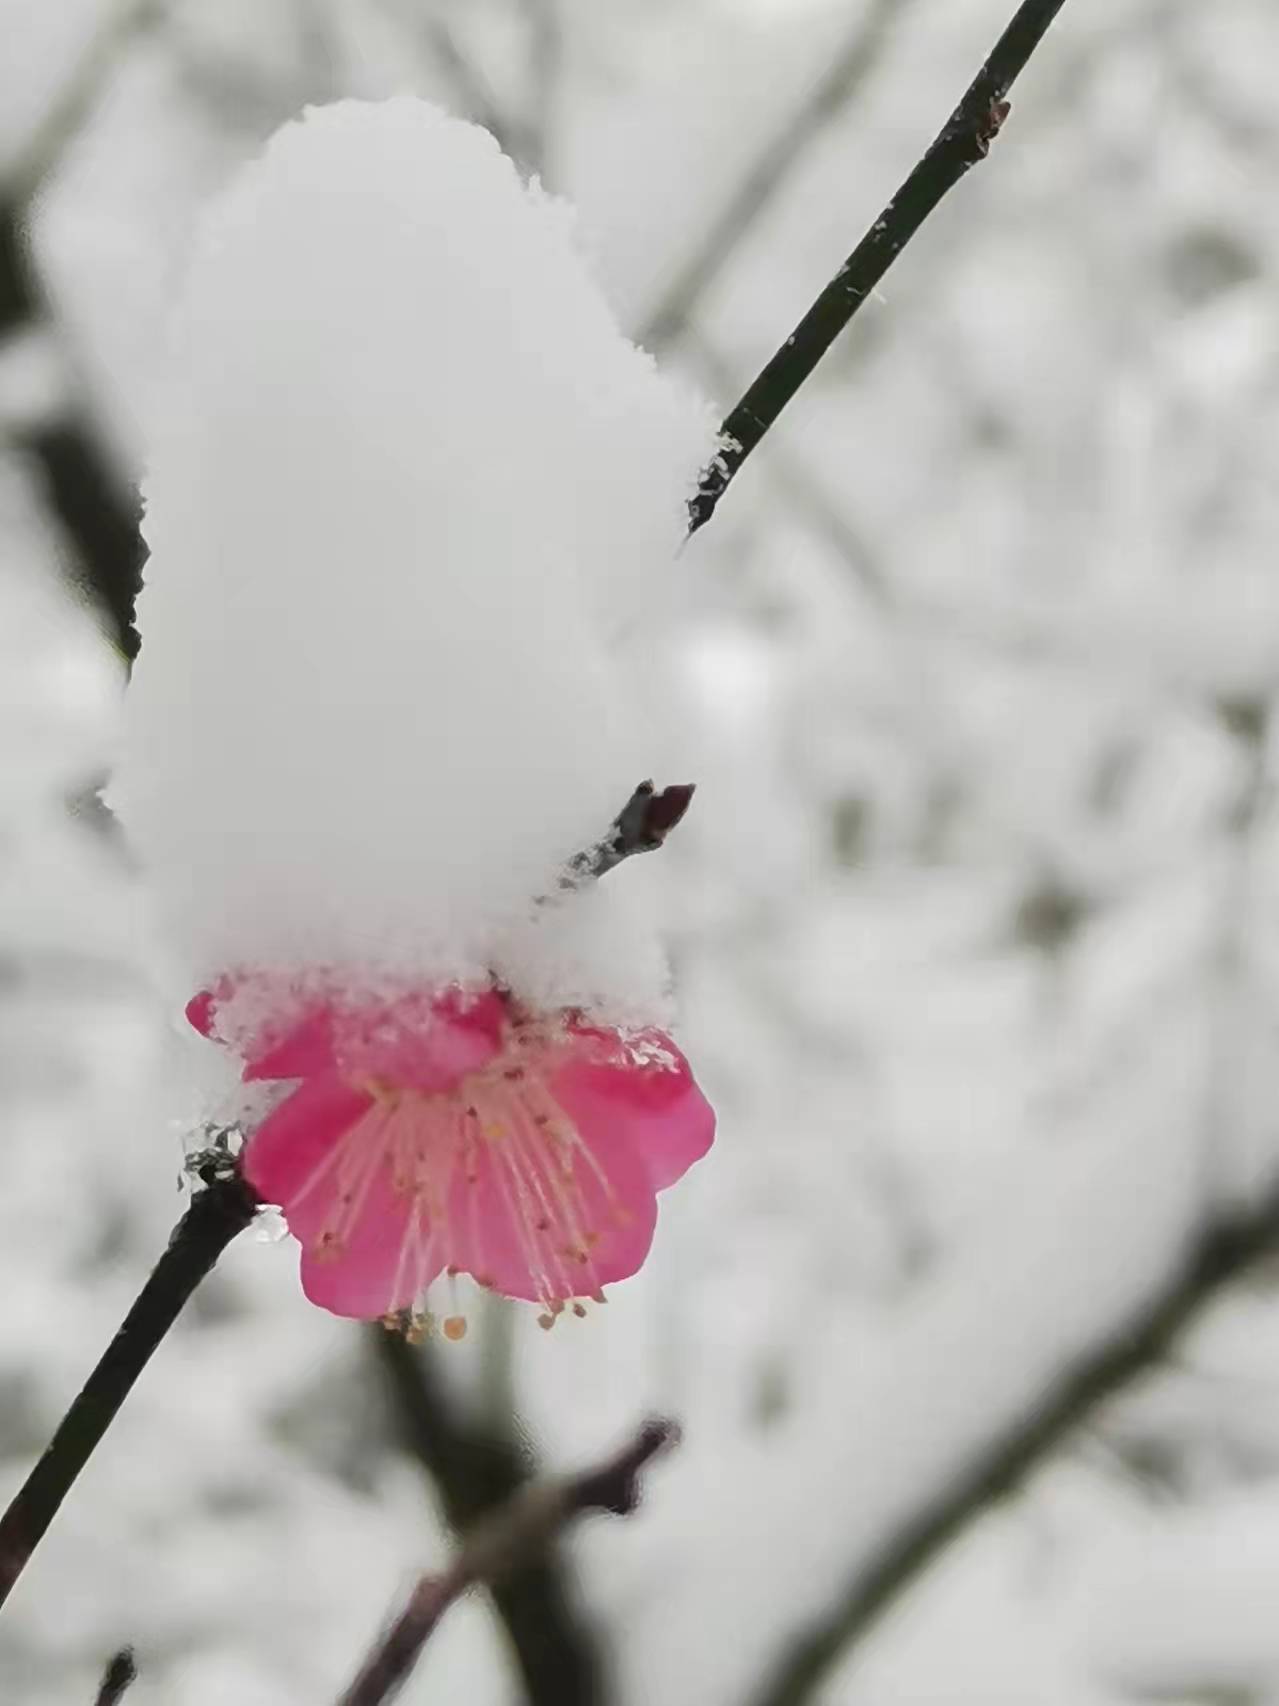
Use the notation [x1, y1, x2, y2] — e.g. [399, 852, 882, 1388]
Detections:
[296, 1025, 624, 1331]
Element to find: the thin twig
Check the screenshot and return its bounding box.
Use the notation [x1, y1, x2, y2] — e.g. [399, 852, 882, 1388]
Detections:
[0, 1168, 258, 1613]
[563, 781, 696, 887]
[748, 1173, 1279, 1706]
[642, 0, 908, 351]
[94, 1646, 137, 1706]
[689, 0, 1071, 534]
[337, 1418, 677, 1706]
[687, 332, 888, 602]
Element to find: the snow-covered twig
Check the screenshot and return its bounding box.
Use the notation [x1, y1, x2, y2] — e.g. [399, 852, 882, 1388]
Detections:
[689, 0, 1072, 533]
[747, 1173, 1279, 1706]
[93, 1647, 138, 1706]
[563, 780, 696, 887]
[336, 1418, 677, 1706]
[0, 1167, 258, 1615]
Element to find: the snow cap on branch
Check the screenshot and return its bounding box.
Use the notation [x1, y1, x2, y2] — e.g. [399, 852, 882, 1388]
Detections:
[113, 98, 714, 1023]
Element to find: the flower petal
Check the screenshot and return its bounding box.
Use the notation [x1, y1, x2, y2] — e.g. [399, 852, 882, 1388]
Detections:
[243, 1004, 338, 1081]
[297, 1160, 443, 1319]
[446, 1114, 657, 1303]
[185, 988, 221, 1038]
[242, 1073, 374, 1214]
[245, 1075, 447, 1318]
[551, 1030, 715, 1192]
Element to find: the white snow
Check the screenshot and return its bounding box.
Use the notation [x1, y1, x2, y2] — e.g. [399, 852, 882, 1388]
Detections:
[110, 97, 715, 1020]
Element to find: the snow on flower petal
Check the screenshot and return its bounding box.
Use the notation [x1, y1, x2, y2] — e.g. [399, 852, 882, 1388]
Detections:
[118, 97, 721, 1326]
[549, 1029, 716, 1192]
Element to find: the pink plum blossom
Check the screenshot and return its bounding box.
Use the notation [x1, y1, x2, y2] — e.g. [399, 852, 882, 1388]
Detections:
[189, 978, 714, 1332]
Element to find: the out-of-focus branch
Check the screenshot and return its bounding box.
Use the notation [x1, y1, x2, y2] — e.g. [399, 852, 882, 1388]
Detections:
[524, 0, 561, 180]
[748, 1173, 1279, 1706]
[376, 0, 519, 159]
[371, 1330, 608, 1705]
[13, 416, 144, 657]
[337, 1416, 675, 1706]
[93, 1646, 137, 1706]
[690, 0, 1072, 534]
[642, 0, 908, 352]
[3, 0, 166, 212]
[0, 1167, 258, 1614]
[0, 2, 159, 659]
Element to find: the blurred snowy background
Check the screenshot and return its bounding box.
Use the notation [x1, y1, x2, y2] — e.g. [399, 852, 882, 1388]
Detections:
[4, 0, 1279, 1701]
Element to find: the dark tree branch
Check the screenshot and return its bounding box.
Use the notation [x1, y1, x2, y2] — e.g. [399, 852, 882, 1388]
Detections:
[3, 0, 166, 211]
[0, 0, 158, 661]
[372, 1330, 609, 1705]
[690, 0, 1071, 534]
[12, 416, 143, 659]
[337, 1416, 676, 1706]
[641, 0, 908, 352]
[564, 781, 696, 887]
[748, 1175, 1279, 1706]
[0, 202, 144, 660]
[94, 1646, 138, 1706]
[0, 1169, 258, 1613]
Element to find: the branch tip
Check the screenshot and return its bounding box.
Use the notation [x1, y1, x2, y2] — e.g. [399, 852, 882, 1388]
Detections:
[94, 1646, 137, 1706]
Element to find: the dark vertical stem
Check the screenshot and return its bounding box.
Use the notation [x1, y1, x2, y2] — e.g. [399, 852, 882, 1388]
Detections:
[0, 1174, 257, 1610]
[690, 0, 1072, 533]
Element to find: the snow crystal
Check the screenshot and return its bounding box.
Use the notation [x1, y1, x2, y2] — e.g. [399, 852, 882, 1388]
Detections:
[110, 98, 716, 1020]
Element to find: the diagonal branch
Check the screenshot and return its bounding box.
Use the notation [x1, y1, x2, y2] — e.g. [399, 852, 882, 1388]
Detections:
[641, 0, 909, 352]
[690, 0, 1072, 534]
[371, 1330, 608, 1706]
[748, 1173, 1279, 1706]
[0, 1167, 258, 1613]
[337, 1416, 676, 1706]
